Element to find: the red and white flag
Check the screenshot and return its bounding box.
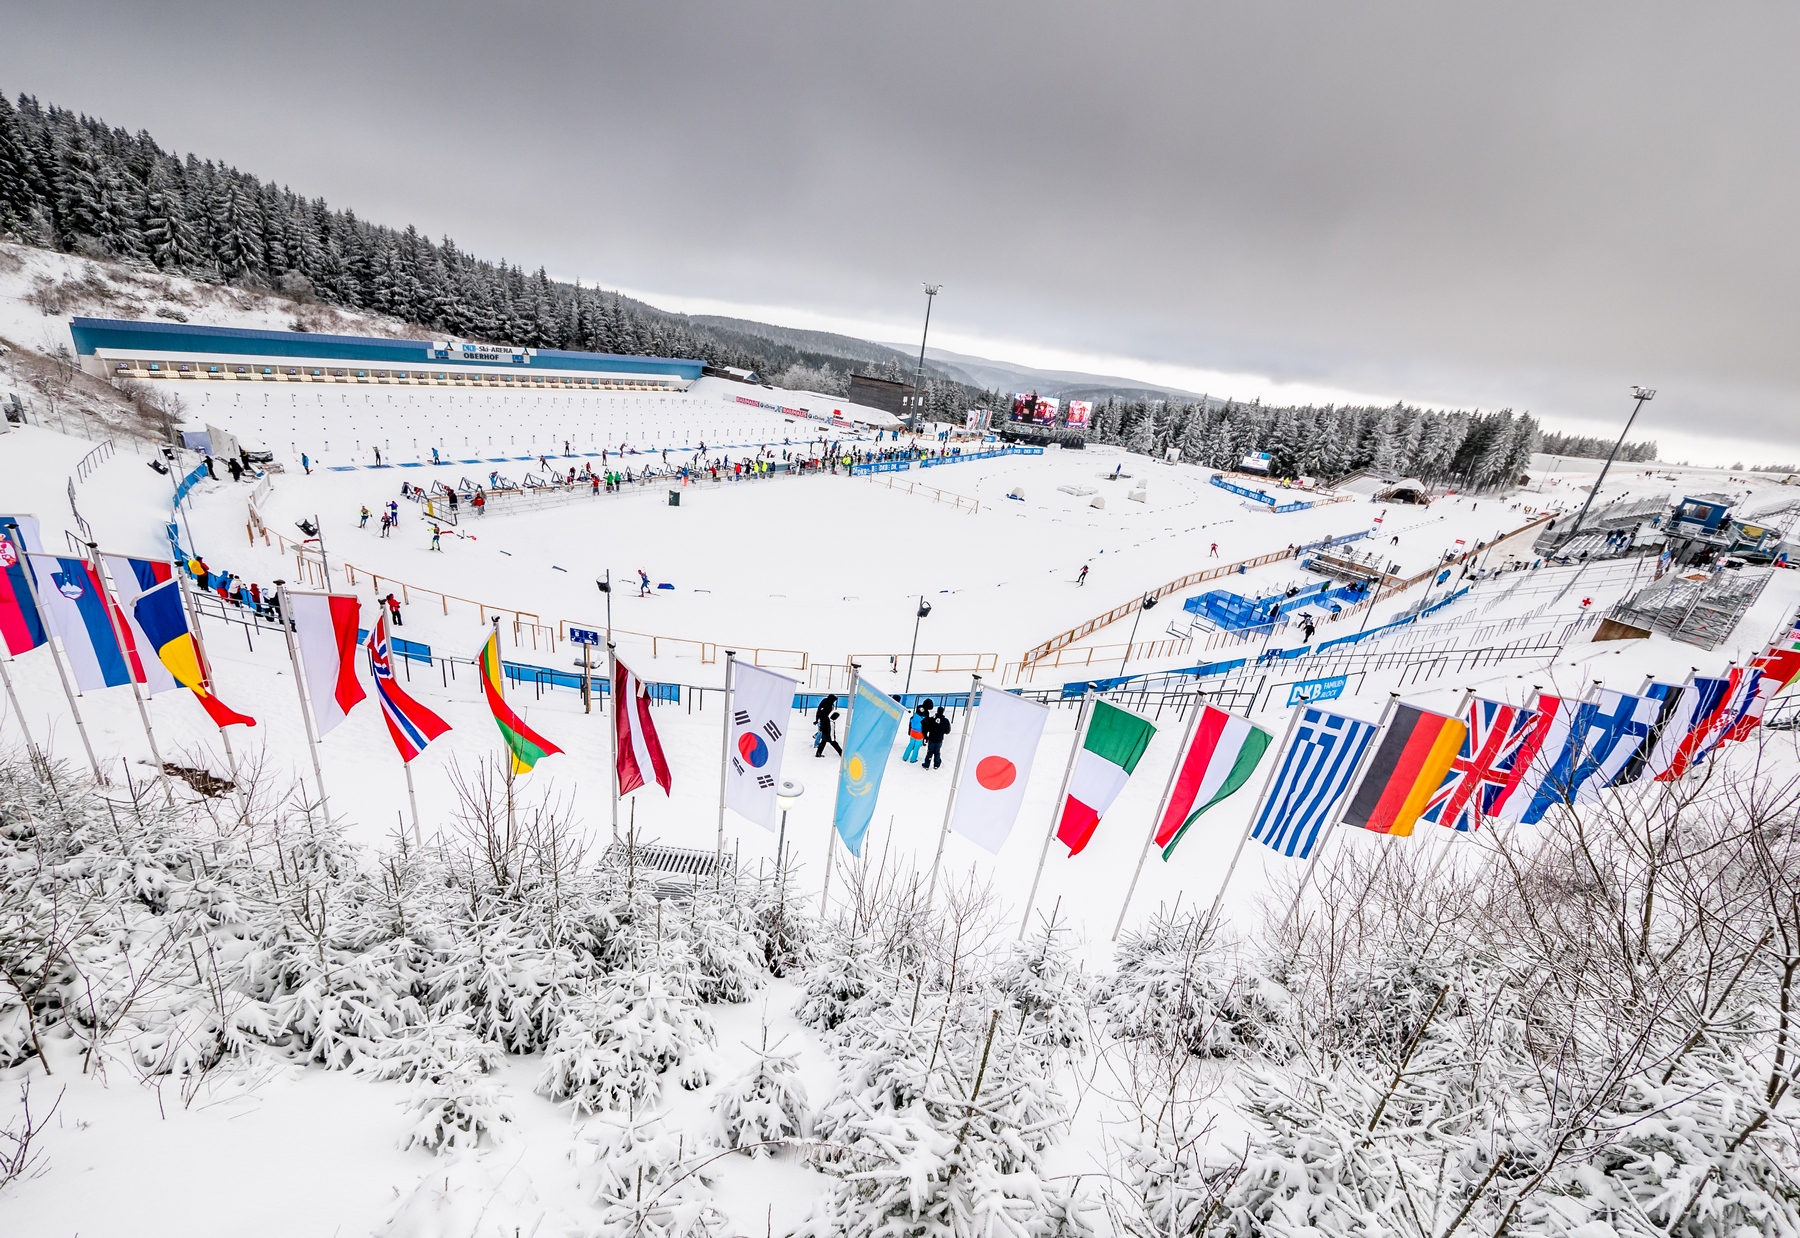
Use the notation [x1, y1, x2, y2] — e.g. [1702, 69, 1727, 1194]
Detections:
[289, 591, 366, 737]
[615, 657, 672, 796]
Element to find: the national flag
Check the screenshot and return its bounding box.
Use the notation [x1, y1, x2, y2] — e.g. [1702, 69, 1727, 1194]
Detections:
[288, 592, 367, 738]
[27, 553, 132, 691]
[1513, 694, 1614, 824]
[831, 675, 905, 857]
[1572, 689, 1663, 801]
[367, 614, 449, 762]
[1499, 693, 1580, 822]
[1343, 704, 1467, 837]
[947, 685, 1050, 854]
[1723, 660, 1779, 744]
[1251, 707, 1377, 859]
[1056, 700, 1156, 856]
[0, 516, 46, 655]
[615, 656, 672, 797]
[1419, 697, 1541, 832]
[1616, 682, 1684, 785]
[724, 663, 798, 830]
[1757, 614, 1800, 690]
[478, 630, 561, 773]
[1694, 666, 1765, 758]
[130, 580, 256, 728]
[1652, 674, 1735, 781]
[1153, 705, 1271, 860]
[101, 555, 178, 694]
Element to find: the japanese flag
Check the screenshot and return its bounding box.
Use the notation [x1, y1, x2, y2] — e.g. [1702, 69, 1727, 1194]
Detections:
[947, 687, 1049, 854]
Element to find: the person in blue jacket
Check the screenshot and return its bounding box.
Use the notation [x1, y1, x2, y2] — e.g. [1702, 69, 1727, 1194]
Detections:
[902, 701, 931, 762]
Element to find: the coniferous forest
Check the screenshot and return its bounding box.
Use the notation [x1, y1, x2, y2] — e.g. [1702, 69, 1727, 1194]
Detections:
[0, 88, 1589, 487]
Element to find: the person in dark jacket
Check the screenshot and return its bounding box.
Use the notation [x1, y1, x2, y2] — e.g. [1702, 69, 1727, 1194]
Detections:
[923, 707, 951, 769]
[814, 695, 842, 757]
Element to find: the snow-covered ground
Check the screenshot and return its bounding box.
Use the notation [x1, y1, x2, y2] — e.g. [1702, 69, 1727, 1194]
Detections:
[7, 274, 1800, 1234]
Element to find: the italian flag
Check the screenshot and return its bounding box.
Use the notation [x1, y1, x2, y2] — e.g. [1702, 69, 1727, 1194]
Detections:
[1056, 700, 1156, 855]
[1154, 705, 1271, 860]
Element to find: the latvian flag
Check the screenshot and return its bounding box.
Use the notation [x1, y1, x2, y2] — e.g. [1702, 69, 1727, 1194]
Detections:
[367, 614, 449, 762]
[1342, 703, 1468, 837]
[615, 657, 672, 796]
[1056, 700, 1156, 856]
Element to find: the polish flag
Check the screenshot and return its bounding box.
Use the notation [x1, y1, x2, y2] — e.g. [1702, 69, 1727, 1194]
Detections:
[289, 592, 366, 737]
[615, 656, 672, 796]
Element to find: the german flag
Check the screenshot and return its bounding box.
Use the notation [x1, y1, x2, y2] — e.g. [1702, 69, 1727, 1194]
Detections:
[1343, 704, 1467, 837]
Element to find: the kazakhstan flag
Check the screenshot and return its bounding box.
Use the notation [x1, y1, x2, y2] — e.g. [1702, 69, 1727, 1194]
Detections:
[832, 676, 907, 856]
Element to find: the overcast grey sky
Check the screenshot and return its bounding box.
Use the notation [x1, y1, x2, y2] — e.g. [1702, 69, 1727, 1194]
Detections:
[4, 2, 1796, 462]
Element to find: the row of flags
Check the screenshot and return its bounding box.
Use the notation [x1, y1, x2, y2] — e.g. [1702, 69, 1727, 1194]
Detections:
[1, 515, 255, 731]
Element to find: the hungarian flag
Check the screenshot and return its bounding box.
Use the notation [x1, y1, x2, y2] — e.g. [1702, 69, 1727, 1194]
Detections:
[288, 592, 366, 738]
[614, 656, 672, 797]
[1343, 703, 1467, 837]
[368, 614, 449, 762]
[1056, 700, 1156, 856]
[130, 580, 256, 729]
[1153, 705, 1271, 860]
[479, 630, 561, 773]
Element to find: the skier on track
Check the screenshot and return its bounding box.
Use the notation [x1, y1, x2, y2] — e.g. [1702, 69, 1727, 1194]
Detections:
[638, 569, 651, 597]
[1077, 564, 1089, 586]
[359, 506, 370, 528]
[301, 453, 311, 475]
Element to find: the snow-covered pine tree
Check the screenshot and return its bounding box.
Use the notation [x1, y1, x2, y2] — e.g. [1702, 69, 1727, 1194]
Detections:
[713, 1033, 808, 1155]
[535, 968, 714, 1114]
[574, 1114, 727, 1238]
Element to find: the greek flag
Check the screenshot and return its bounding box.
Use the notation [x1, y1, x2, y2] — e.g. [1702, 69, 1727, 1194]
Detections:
[1251, 708, 1377, 859]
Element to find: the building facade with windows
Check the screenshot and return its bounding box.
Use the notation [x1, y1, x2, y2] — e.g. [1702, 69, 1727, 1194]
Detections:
[69, 318, 705, 392]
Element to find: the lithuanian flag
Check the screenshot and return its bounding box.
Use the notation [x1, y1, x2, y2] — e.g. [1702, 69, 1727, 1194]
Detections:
[478, 631, 562, 773]
[1342, 703, 1466, 837]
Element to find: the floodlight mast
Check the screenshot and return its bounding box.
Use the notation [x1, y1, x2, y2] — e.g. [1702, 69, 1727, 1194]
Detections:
[1557, 386, 1655, 550]
[908, 284, 941, 432]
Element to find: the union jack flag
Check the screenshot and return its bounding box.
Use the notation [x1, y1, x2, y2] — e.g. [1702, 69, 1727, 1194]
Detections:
[368, 614, 450, 762]
[1420, 698, 1541, 832]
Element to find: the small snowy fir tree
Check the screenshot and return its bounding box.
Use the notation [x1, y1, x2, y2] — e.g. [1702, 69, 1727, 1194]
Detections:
[793, 941, 888, 1033]
[574, 1114, 726, 1238]
[536, 969, 714, 1114]
[398, 1057, 515, 1154]
[713, 1028, 809, 1156]
[997, 914, 1091, 1065]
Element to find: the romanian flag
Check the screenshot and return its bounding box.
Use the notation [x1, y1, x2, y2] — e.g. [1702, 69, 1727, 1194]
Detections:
[1342, 704, 1467, 837]
[131, 580, 256, 729]
[478, 630, 561, 773]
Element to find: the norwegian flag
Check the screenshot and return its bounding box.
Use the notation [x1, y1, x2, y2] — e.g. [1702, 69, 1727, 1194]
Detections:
[615, 656, 672, 797]
[1420, 697, 1543, 832]
[367, 614, 450, 762]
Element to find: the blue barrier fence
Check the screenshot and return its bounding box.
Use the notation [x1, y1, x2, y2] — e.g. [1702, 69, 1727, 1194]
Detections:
[852, 445, 1046, 477]
[171, 463, 209, 507]
[1062, 657, 1250, 698]
[1184, 579, 1367, 631]
[1210, 475, 1278, 505]
[1252, 585, 1474, 663]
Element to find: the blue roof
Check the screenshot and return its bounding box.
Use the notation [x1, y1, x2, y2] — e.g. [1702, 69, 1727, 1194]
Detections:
[68, 317, 705, 380]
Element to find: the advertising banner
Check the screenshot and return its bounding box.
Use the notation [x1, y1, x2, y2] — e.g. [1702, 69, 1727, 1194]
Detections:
[1065, 400, 1092, 427]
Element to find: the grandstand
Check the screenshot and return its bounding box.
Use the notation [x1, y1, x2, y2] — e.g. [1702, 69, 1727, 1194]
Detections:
[70, 318, 886, 468]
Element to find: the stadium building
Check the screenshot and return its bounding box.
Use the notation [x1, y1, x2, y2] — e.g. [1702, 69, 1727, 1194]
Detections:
[70, 318, 704, 392]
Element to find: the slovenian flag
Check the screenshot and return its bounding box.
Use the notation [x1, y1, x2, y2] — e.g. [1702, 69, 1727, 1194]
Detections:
[131, 580, 256, 728]
[1153, 705, 1271, 860]
[479, 630, 561, 773]
[29, 554, 134, 692]
[1056, 700, 1156, 856]
[1342, 703, 1467, 837]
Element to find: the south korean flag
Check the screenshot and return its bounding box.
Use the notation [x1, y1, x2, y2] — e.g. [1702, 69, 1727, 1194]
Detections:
[723, 662, 799, 830]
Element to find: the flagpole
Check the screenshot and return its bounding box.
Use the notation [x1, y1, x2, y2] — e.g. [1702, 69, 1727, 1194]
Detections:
[1018, 687, 1094, 940]
[87, 544, 172, 805]
[608, 640, 621, 842]
[176, 569, 237, 784]
[1283, 692, 1398, 930]
[1111, 688, 1205, 942]
[402, 757, 422, 848]
[715, 649, 736, 883]
[0, 650, 43, 776]
[10, 537, 105, 784]
[823, 662, 860, 918]
[924, 672, 982, 906]
[1199, 702, 1306, 937]
[275, 581, 331, 820]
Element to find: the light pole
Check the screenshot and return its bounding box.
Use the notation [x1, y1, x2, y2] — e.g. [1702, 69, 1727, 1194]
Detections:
[1558, 386, 1654, 550]
[1119, 594, 1158, 678]
[904, 596, 932, 696]
[909, 284, 941, 433]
